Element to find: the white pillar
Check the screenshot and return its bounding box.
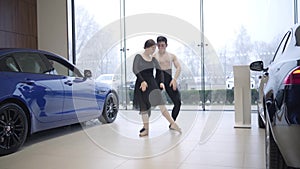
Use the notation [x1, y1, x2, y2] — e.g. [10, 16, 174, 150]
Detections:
[233, 65, 251, 128]
[37, 0, 68, 59]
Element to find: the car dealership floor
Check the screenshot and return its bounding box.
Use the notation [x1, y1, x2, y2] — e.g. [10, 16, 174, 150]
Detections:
[0, 106, 265, 169]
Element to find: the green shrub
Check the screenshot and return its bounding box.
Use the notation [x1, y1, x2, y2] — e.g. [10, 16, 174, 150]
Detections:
[127, 89, 258, 105]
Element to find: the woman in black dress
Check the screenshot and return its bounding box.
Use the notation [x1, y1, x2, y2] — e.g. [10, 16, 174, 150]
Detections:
[133, 39, 181, 137]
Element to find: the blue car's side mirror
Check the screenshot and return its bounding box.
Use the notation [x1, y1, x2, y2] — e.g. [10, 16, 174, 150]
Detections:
[84, 70, 92, 78]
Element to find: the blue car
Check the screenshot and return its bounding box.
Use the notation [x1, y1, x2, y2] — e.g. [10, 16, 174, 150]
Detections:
[0, 48, 119, 155]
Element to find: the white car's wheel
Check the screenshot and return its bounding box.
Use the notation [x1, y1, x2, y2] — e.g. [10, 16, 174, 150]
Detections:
[265, 110, 289, 169]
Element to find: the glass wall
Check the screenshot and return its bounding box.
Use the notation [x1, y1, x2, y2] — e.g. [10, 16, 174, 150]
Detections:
[204, 0, 294, 110]
[73, 0, 120, 76]
[73, 0, 295, 110]
[205, 0, 293, 77]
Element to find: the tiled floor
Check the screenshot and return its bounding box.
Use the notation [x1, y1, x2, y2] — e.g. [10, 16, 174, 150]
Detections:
[0, 106, 265, 169]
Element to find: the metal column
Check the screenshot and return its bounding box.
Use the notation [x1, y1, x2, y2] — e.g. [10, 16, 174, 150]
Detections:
[295, 0, 298, 24]
[200, 0, 205, 111]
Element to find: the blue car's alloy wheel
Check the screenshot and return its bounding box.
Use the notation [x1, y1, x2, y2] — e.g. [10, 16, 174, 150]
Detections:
[99, 93, 118, 123]
[0, 103, 28, 156]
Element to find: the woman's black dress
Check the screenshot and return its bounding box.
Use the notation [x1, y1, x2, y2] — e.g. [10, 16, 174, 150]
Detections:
[133, 54, 164, 112]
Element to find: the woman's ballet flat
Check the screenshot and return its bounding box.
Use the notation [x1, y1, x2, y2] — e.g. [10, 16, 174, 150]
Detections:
[170, 123, 182, 134]
[139, 129, 148, 137]
[139, 128, 146, 133]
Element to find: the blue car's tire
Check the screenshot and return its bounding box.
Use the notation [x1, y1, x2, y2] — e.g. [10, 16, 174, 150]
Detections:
[99, 93, 118, 123]
[0, 103, 28, 156]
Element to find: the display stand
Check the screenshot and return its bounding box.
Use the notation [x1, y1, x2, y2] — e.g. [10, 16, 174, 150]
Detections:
[233, 65, 251, 128]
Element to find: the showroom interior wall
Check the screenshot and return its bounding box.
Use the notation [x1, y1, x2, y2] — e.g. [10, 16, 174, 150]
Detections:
[0, 0, 69, 60]
[0, 0, 37, 48]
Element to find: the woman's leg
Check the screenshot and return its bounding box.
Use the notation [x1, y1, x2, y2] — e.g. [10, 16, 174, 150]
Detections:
[158, 105, 174, 124]
[140, 111, 149, 136]
[141, 112, 149, 129]
[158, 105, 182, 133]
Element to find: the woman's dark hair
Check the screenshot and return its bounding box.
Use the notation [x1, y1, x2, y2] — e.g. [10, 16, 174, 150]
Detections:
[144, 39, 156, 49]
[157, 36, 168, 44]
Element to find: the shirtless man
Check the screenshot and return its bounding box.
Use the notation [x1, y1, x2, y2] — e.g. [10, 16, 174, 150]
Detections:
[154, 36, 182, 125]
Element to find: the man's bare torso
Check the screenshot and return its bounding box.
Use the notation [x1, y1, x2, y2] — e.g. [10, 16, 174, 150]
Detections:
[154, 52, 173, 70]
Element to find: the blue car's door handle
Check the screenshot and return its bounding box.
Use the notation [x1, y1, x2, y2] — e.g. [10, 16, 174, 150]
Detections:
[64, 80, 73, 86]
[22, 79, 35, 85]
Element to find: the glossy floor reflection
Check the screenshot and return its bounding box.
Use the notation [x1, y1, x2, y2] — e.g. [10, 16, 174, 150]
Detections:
[0, 107, 265, 169]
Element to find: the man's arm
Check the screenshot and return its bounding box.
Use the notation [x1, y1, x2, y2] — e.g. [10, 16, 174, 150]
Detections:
[172, 54, 181, 80]
[170, 54, 181, 90]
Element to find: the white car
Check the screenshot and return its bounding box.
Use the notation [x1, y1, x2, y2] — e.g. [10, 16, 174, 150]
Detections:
[226, 77, 255, 89]
[95, 74, 120, 89]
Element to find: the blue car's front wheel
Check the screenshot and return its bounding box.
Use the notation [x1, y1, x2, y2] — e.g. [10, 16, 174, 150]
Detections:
[0, 103, 28, 156]
[99, 92, 118, 123]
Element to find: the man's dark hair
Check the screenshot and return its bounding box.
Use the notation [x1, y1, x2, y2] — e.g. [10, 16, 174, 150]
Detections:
[157, 36, 168, 44]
